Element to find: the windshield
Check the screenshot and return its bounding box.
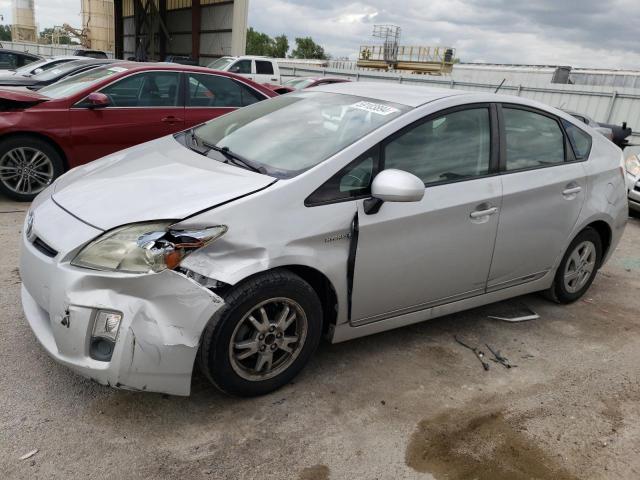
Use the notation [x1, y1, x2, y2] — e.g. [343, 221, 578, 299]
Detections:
[14, 59, 48, 75]
[193, 91, 409, 177]
[208, 57, 235, 70]
[282, 78, 314, 90]
[38, 64, 129, 99]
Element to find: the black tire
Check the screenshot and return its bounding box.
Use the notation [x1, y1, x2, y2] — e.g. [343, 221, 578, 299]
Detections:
[198, 270, 322, 397]
[547, 227, 602, 304]
[0, 135, 65, 202]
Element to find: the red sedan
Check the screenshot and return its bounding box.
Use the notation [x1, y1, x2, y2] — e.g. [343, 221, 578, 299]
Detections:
[0, 62, 277, 200]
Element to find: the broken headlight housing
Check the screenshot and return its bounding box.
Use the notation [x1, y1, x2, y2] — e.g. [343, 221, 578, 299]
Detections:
[626, 155, 640, 177]
[71, 221, 227, 274]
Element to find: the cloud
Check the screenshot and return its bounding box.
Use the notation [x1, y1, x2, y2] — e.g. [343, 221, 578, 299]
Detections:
[249, 0, 640, 68]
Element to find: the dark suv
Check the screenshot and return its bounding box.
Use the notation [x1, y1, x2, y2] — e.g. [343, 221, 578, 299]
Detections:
[72, 49, 108, 59]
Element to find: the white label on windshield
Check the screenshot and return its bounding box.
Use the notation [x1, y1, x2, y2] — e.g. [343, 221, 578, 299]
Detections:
[107, 66, 128, 73]
[350, 101, 399, 116]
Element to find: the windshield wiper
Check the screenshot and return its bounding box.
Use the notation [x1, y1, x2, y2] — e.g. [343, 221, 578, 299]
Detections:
[201, 140, 266, 174]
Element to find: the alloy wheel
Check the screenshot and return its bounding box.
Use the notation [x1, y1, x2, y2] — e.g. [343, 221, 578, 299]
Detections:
[0, 147, 54, 195]
[563, 240, 597, 293]
[229, 297, 308, 381]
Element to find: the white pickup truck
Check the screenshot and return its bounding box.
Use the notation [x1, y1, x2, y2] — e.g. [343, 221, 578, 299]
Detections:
[207, 56, 281, 84]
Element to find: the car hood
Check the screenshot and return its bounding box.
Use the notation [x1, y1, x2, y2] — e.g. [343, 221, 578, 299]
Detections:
[52, 135, 276, 231]
[0, 88, 48, 108]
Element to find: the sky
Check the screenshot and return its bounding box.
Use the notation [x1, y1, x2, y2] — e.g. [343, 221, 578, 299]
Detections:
[1, 0, 639, 69]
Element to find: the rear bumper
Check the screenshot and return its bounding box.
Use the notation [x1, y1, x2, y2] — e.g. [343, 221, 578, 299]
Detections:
[20, 204, 224, 396]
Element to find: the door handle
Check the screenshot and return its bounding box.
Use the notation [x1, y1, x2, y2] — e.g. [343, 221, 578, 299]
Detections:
[470, 207, 498, 219]
[270, 78, 277, 81]
[562, 186, 582, 196]
[161, 116, 183, 123]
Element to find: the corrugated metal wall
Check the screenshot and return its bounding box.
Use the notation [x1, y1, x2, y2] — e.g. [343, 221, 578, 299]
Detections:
[121, 0, 239, 61]
[280, 64, 640, 142]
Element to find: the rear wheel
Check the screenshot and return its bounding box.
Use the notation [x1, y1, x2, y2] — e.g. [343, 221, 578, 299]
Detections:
[547, 228, 602, 304]
[0, 136, 64, 202]
[198, 270, 322, 397]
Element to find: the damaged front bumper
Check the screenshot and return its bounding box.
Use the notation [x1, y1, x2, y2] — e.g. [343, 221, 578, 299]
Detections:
[20, 204, 224, 396]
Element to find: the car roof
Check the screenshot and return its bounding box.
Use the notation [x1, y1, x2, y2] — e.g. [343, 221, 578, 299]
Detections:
[310, 81, 466, 107]
[0, 48, 42, 59]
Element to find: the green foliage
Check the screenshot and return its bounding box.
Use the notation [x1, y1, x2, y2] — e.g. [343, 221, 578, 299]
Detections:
[291, 37, 328, 60]
[0, 25, 11, 42]
[246, 27, 290, 58]
[272, 34, 289, 59]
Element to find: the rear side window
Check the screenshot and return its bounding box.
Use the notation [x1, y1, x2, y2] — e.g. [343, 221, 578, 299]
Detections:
[562, 120, 592, 160]
[503, 108, 565, 170]
[188, 73, 242, 107]
[384, 108, 491, 184]
[255, 60, 274, 75]
[238, 82, 265, 106]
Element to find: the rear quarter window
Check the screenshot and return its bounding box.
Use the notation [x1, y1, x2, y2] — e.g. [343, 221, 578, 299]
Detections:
[562, 120, 592, 160]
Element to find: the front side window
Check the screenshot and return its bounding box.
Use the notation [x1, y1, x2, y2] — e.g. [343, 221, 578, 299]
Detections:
[255, 60, 274, 75]
[562, 120, 592, 160]
[193, 92, 408, 177]
[229, 60, 252, 74]
[503, 108, 565, 170]
[101, 71, 180, 107]
[306, 149, 378, 205]
[384, 108, 491, 184]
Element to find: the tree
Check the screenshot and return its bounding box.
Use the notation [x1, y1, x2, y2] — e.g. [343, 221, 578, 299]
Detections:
[0, 25, 11, 42]
[39, 27, 72, 45]
[291, 37, 328, 60]
[272, 34, 289, 58]
[246, 27, 273, 56]
[246, 28, 289, 58]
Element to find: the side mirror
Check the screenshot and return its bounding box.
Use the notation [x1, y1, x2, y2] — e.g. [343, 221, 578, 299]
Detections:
[364, 169, 424, 214]
[85, 92, 110, 109]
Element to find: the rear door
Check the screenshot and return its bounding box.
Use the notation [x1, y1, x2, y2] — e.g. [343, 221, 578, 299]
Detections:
[184, 72, 267, 126]
[69, 70, 184, 163]
[487, 105, 587, 291]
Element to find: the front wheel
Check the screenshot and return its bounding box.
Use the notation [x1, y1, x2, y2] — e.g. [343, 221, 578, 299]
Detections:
[547, 227, 602, 304]
[0, 136, 64, 202]
[198, 270, 322, 397]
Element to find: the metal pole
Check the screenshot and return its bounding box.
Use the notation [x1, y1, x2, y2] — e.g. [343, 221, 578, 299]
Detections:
[605, 91, 618, 122]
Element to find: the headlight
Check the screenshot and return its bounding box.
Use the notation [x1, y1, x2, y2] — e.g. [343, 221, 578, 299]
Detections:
[626, 155, 640, 176]
[71, 221, 227, 274]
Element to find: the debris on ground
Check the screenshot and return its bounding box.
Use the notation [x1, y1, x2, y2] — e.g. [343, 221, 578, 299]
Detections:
[20, 449, 38, 460]
[486, 344, 516, 368]
[454, 335, 490, 371]
[487, 300, 540, 322]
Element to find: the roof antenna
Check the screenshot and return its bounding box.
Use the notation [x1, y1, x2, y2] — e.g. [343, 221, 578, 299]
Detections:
[494, 78, 506, 93]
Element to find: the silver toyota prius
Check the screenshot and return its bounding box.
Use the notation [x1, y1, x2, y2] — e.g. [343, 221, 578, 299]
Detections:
[20, 82, 628, 396]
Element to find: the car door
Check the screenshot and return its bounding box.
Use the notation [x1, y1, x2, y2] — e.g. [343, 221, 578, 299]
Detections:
[349, 105, 503, 325]
[184, 72, 267, 126]
[69, 70, 184, 163]
[227, 59, 254, 80]
[254, 60, 278, 84]
[486, 105, 587, 291]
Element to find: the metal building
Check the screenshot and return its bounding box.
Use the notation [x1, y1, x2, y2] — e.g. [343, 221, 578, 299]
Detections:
[11, 0, 37, 43]
[114, 0, 248, 64]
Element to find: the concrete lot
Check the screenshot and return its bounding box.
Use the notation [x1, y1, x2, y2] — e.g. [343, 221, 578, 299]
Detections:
[1, 196, 639, 480]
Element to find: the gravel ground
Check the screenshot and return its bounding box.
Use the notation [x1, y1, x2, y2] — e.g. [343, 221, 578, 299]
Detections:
[1, 197, 639, 480]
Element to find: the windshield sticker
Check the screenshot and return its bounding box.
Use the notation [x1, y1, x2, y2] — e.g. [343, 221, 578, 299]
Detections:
[350, 101, 399, 116]
[107, 66, 128, 73]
